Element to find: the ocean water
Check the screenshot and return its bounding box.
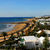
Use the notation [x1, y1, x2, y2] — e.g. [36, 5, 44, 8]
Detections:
[0, 24, 16, 32]
[0, 17, 33, 23]
[0, 17, 33, 32]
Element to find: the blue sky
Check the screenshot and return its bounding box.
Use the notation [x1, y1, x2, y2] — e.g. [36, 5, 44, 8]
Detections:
[0, 0, 50, 17]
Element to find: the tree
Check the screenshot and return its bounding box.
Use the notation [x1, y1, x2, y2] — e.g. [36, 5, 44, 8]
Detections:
[34, 27, 39, 31]
[9, 34, 15, 40]
[32, 24, 34, 27]
[19, 38, 26, 50]
[37, 22, 40, 27]
[25, 23, 30, 27]
[32, 20, 36, 23]
[37, 32, 47, 37]
[43, 36, 49, 50]
[21, 30, 25, 36]
[2, 32, 7, 41]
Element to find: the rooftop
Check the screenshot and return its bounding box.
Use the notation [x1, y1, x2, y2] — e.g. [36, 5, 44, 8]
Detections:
[44, 30, 50, 34]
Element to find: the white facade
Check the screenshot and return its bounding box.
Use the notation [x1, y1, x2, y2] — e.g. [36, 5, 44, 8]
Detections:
[38, 19, 50, 22]
[44, 30, 50, 37]
[36, 30, 42, 34]
[20, 36, 45, 49]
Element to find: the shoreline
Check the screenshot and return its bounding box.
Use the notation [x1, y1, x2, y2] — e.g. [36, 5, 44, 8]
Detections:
[7, 18, 33, 34]
[0, 18, 33, 36]
[0, 18, 38, 42]
[0, 18, 33, 24]
[0, 24, 17, 32]
[0, 18, 28, 24]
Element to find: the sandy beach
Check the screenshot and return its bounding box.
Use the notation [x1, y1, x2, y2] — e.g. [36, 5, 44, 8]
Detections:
[7, 18, 35, 35]
[0, 18, 37, 42]
[7, 23, 26, 34]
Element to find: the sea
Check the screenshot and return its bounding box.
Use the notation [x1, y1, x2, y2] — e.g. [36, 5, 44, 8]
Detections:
[0, 17, 33, 23]
[0, 17, 33, 32]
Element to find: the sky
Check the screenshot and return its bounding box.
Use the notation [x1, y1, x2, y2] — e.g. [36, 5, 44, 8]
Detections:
[0, 0, 50, 17]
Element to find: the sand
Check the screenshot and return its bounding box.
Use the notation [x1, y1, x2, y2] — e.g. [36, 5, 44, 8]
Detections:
[0, 18, 38, 42]
[7, 24, 26, 34]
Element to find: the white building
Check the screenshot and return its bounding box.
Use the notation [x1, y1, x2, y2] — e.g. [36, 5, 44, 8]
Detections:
[36, 30, 42, 34]
[44, 30, 50, 37]
[38, 19, 50, 22]
[19, 36, 45, 49]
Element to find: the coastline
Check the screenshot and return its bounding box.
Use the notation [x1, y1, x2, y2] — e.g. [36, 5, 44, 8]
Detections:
[0, 18, 33, 36]
[0, 18, 28, 24]
[0, 24, 16, 32]
[0, 18, 33, 24]
[7, 18, 33, 34]
[0, 18, 36, 42]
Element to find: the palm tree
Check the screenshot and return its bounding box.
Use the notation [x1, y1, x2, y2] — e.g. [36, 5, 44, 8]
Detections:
[28, 26, 31, 32]
[2, 32, 7, 41]
[17, 32, 21, 37]
[21, 30, 25, 36]
[25, 23, 30, 26]
[32, 20, 36, 24]
[32, 24, 34, 27]
[37, 22, 40, 27]
[9, 33, 18, 50]
[43, 36, 49, 50]
[9, 33, 15, 41]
